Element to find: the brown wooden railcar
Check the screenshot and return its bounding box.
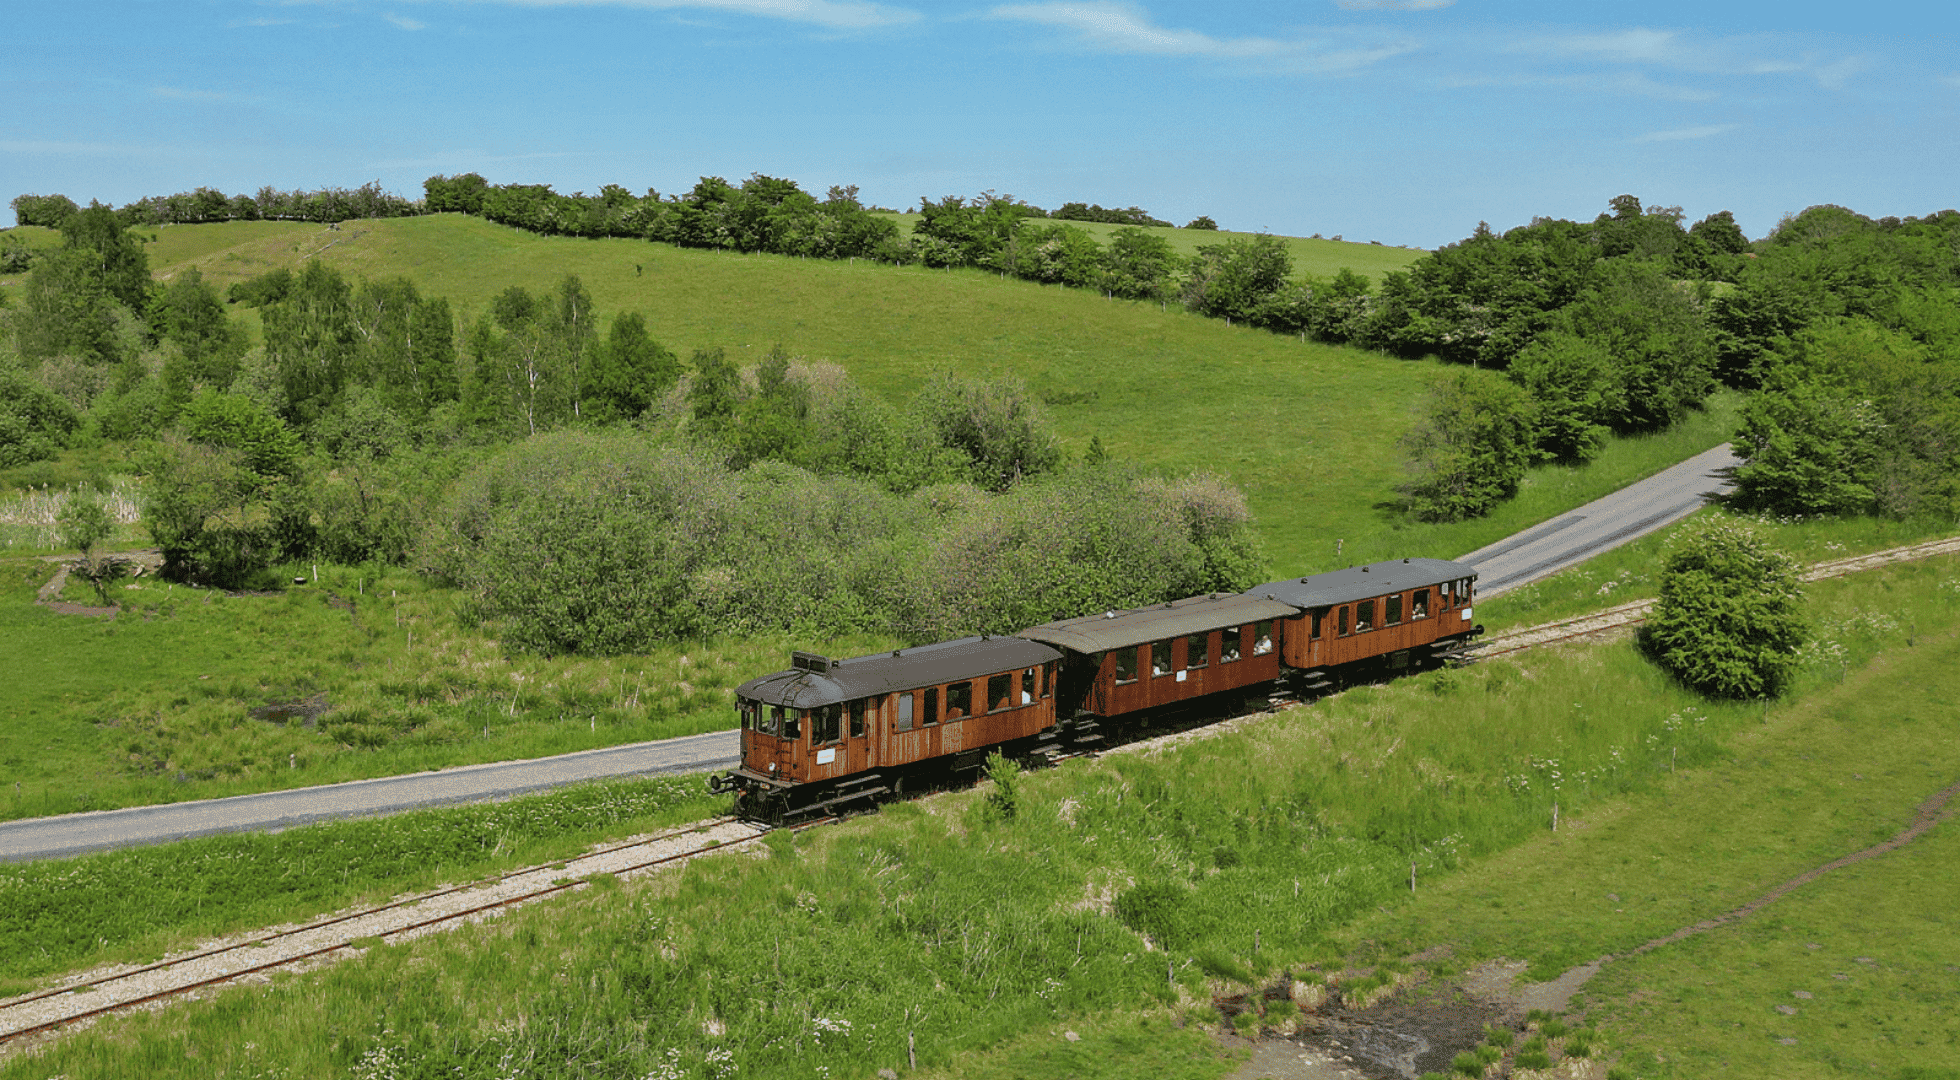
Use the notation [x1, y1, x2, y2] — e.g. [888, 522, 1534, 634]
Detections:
[1245, 557, 1479, 678]
[1019, 594, 1301, 722]
[713, 636, 1063, 821]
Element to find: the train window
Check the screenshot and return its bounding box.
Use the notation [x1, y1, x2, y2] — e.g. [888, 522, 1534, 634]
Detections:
[1043, 661, 1056, 696]
[1356, 600, 1376, 632]
[897, 692, 914, 732]
[1310, 609, 1324, 639]
[1152, 641, 1172, 677]
[1386, 594, 1403, 625]
[924, 688, 940, 726]
[944, 682, 970, 720]
[1021, 668, 1036, 704]
[988, 673, 1012, 712]
[1219, 627, 1241, 663]
[1187, 632, 1208, 668]
[816, 705, 841, 745]
[739, 701, 753, 730]
[1338, 606, 1350, 636]
[1413, 589, 1429, 618]
[1461, 578, 1473, 602]
[849, 699, 867, 738]
[1255, 621, 1274, 654]
[1114, 647, 1138, 684]
[767, 705, 784, 737]
[783, 708, 801, 740]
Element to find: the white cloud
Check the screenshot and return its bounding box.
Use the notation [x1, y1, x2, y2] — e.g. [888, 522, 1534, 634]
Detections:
[1335, 0, 1451, 9]
[385, 13, 428, 29]
[152, 86, 229, 102]
[1635, 123, 1737, 143]
[452, 0, 919, 30]
[987, 1, 1412, 74]
[1506, 27, 1871, 91]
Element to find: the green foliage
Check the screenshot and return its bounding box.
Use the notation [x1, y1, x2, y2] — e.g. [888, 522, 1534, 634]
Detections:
[10, 192, 80, 229]
[589, 311, 681, 420]
[1399, 369, 1537, 522]
[178, 389, 302, 482]
[1053, 201, 1170, 228]
[1507, 331, 1613, 462]
[59, 202, 153, 313]
[1643, 518, 1806, 699]
[1185, 215, 1218, 230]
[1100, 226, 1181, 300]
[1182, 234, 1293, 323]
[0, 368, 80, 468]
[153, 267, 247, 404]
[55, 491, 114, 557]
[1451, 1050, 1485, 1076]
[984, 750, 1021, 820]
[914, 371, 1061, 490]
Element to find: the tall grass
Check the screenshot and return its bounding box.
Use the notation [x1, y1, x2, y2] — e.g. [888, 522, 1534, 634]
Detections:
[12, 555, 1952, 1080]
[0, 478, 144, 553]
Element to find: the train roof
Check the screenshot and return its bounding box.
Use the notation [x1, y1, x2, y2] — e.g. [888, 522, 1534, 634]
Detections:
[1245, 557, 1475, 610]
[1017, 593, 1299, 655]
[736, 635, 1062, 709]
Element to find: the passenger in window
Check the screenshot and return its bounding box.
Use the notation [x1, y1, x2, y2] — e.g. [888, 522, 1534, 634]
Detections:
[1021, 668, 1036, 704]
[1114, 649, 1138, 684]
[1255, 621, 1274, 654]
[849, 699, 866, 738]
[1356, 600, 1374, 632]
[945, 682, 969, 720]
[1187, 632, 1208, 668]
[1413, 589, 1429, 618]
[1219, 627, 1240, 663]
[1152, 641, 1172, 676]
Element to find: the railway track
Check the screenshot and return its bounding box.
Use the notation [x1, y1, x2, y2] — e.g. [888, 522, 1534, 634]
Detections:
[1469, 533, 1960, 660]
[0, 815, 832, 1048]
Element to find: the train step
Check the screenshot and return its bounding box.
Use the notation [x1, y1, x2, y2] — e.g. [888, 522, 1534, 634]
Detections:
[789, 784, 891, 820]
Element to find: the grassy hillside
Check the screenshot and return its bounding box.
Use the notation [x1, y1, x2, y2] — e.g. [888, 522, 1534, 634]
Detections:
[94, 213, 1719, 576]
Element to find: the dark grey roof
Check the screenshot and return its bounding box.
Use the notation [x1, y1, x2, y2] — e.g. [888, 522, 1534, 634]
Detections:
[1245, 558, 1475, 611]
[1017, 593, 1299, 655]
[736, 636, 1062, 709]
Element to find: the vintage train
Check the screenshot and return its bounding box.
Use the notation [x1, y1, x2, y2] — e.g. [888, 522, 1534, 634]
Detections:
[708, 557, 1481, 822]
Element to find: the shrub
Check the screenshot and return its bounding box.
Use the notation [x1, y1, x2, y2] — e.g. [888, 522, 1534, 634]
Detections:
[983, 751, 1020, 820]
[1643, 517, 1807, 698]
[1113, 879, 1203, 951]
[1451, 1050, 1485, 1077]
[1399, 369, 1537, 522]
[1515, 1048, 1552, 1070]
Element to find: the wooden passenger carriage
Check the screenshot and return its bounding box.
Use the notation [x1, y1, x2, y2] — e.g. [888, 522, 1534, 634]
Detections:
[1244, 557, 1480, 679]
[713, 636, 1063, 821]
[1019, 594, 1301, 721]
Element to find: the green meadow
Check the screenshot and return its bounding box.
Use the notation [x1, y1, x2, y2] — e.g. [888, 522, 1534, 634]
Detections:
[6, 552, 1954, 1080]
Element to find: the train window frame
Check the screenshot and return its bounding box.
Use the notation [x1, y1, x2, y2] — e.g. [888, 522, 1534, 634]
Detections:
[1021, 668, 1036, 704]
[988, 673, 1013, 712]
[783, 707, 800, 740]
[1152, 641, 1172, 677]
[1355, 600, 1375, 632]
[1386, 593, 1403, 625]
[1219, 626, 1241, 663]
[739, 701, 754, 730]
[1310, 609, 1324, 639]
[1461, 578, 1473, 602]
[815, 705, 842, 745]
[1114, 647, 1138, 684]
[1338, 606, 1350, 636]
[1255, 620, 1274, 655]
[1186, 632, 1209, 669]
[945, 682, 970, 720]
[849, 699, 867, 739]
[1413, 589, 1429, 619]
[923, 687, 941, 726]
[896, 692, 914, 732]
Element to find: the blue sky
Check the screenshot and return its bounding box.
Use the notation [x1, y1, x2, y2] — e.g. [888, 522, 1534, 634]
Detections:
[4, 1, 1955, 247]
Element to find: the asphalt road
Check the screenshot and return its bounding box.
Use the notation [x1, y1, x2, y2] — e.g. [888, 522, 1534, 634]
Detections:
[0, 730, 737, 863]
[2, 442, 1740, 862]
[1457, 442, 1742, 597]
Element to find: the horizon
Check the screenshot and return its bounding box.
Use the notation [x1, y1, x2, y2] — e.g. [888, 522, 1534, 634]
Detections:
[4, 1, 1956, 249]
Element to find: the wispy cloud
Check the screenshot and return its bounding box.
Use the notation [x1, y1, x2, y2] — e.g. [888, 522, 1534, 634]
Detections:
[1335, 0, 1452, 10]
[451, 0, 920, 30]
[1506, 28, 1871, 91]
[234, 16, 294, 27]
[1635, 123, 1737, 143]
[1445, 71, 1718, 103]
[384, 13, 428, 30]
[988, 1, 1413, 74]
[152, 86, 229, 102]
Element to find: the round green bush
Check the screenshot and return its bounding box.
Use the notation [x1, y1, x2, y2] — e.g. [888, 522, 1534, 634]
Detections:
[1643, 517, 1807, 698]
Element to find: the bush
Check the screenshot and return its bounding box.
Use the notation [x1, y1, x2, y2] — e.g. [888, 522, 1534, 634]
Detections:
[1113, 879, 1203, 951]
[1398, 370, 1537, 522]
[1643, 517, 1807, 698]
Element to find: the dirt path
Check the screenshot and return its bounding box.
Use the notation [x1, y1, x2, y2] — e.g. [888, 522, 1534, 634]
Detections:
[32, 550, 162, 617]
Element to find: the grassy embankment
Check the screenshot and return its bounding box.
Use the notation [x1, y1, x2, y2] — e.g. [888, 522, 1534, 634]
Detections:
[7, 554, 1955, 1080]
[0, 214, 1757, 821]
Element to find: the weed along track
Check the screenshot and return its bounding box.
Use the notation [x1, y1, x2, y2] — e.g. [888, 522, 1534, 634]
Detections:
[0, 815, 834, 1050]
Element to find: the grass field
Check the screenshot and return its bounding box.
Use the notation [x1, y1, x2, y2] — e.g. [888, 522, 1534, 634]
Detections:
[7, 553, 1952, 1080]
